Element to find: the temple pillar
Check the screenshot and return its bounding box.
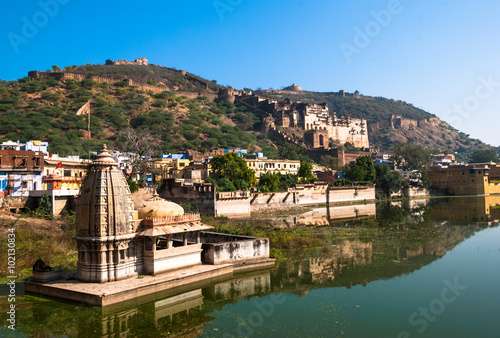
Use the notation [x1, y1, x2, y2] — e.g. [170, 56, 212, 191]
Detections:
[183, 233, 188, 246]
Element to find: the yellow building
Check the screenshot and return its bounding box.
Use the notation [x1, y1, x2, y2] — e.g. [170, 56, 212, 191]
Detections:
[245, 158, 300, 178]
[428, 163, 500, 195]
[43, 158, 88, 191]
[155, 158, 191, 180]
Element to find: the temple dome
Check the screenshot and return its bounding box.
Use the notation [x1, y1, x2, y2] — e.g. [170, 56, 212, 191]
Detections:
[137, 192, 184, 218]
[75, 144, 135, 237]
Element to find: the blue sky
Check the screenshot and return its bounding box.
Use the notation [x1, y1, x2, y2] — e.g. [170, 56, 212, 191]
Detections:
[1, 0, 499, 146]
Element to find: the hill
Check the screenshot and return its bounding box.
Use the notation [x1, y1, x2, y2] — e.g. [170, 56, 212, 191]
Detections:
[0, 62, 496, 162]
[0, 66, 275, 157]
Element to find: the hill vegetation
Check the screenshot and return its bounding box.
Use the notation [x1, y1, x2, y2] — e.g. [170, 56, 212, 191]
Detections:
[0, 75, 275, 156]
[0, 63, 497, 161]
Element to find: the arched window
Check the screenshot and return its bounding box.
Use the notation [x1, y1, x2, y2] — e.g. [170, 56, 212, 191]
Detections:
[319, 135, 324, 147]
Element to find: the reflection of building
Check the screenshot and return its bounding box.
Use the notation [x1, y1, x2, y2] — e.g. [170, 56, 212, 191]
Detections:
[268, 204, 376, 227]
[430, 195, 500, 223]
[100, 289, 212, 338]
[273, 240, 373, 289]
[98, 270, 272, 337]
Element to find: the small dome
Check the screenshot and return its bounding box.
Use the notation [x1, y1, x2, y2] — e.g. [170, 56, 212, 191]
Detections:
[137, 192, 184, 218]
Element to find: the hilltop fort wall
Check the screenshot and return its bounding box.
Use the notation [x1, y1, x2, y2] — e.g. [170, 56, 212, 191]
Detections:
[105, 58, 149, 66]
[28, 68, 217, 99]
[368, 114, 440, 133]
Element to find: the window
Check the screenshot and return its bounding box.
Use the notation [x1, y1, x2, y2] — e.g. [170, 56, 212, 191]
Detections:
[22, 181, 28, 189]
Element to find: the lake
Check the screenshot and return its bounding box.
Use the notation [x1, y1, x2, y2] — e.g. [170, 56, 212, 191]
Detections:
[1, 196, 499, 337]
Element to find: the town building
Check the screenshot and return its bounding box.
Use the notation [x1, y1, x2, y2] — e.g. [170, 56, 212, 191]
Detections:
[155, 157, 192, 180]
[43, 156, 88, 191]
[431, 153, 457, 166]
[245, 157, 300, 178]
[428, 163, 500, 195]
[1, 140, 49, 156]
[0, 149, 44, 197]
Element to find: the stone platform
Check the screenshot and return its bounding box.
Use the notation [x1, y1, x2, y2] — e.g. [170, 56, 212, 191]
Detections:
[25, 264, 234, 307]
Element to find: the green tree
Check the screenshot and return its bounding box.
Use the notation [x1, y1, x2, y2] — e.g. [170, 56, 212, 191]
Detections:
[374, 164, 405, 198]
[258, 172, 281, 192]
[37, 192, 52, 216]
[469, 149, 499, 163]
[51, 65, 61, 71]
[343, 155, 376, 183]
[394, 142, 430, 170]
[410, 170, 432, 188]
[210, 153, 256, 187]
[298, 161, 316, 182]
[320, 155, 340, 171]
[217, 177, 236, 192]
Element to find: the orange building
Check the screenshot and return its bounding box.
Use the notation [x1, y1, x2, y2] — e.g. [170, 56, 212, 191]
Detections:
[428, 163, 500, 195]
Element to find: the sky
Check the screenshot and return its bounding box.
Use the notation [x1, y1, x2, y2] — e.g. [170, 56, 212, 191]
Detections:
[1, 0, 499, 146]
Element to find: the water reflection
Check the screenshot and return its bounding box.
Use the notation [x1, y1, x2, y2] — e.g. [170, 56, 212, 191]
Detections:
[3, 196, 500, 337]
[253, 203, 376, 228]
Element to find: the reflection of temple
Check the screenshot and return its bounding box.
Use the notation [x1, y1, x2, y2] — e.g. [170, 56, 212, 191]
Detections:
[97, 270, 272, 337]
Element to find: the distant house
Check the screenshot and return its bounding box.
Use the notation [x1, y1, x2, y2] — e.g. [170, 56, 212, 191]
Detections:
[245, 158, 300, 178]
[0, 149, 44, 197]
[1, 140, 49, 156]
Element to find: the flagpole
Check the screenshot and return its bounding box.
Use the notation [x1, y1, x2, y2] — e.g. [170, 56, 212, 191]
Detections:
[88, 101, 91, 164]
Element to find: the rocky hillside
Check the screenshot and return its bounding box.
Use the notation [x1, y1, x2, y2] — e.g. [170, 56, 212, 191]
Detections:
[259, 89, 493, 158]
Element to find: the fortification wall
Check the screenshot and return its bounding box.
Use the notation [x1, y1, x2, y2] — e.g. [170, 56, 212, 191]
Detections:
[369, 115, 440, 133]
[250, 185, 375, 213]
[28, 70, 220, 100]
[161, 179, 375, 217]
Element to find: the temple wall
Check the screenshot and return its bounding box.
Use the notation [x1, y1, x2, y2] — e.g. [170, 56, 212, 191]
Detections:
[143, 244, 202, 275]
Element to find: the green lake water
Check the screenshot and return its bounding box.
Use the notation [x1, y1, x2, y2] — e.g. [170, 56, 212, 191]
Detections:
[1, 196, 500, 337]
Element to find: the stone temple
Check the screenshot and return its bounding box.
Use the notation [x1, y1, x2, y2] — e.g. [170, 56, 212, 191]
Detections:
[74, 144, 212, 282]
[26, 145, 273, 306]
